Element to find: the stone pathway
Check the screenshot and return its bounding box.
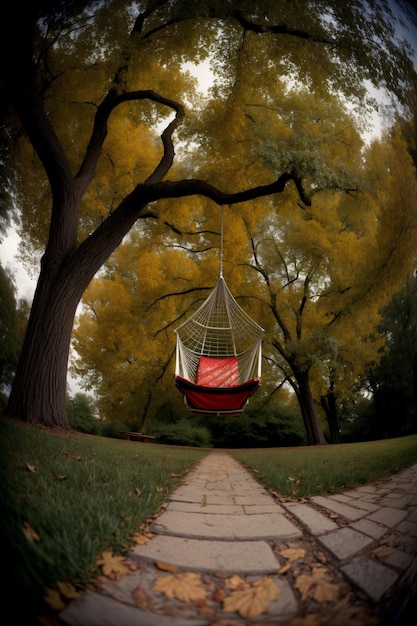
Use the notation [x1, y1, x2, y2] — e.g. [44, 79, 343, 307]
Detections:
[60, 452, 417, 625]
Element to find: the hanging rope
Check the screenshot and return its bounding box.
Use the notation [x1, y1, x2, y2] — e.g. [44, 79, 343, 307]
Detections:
[219, 205, 224, 278]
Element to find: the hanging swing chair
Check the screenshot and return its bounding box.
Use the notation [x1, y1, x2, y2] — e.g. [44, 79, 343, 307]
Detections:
[174, 208, 264, 415]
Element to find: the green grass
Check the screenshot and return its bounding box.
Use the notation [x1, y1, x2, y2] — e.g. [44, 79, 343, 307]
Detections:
[2, 417, 417, 623]
[230, 435, 417, 497]
[0, 417, 206, 621]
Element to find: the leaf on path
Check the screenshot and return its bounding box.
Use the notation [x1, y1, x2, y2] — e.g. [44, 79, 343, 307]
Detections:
[225, 574, 247, 590]
[133, 585, 154, 611]
[294, 566, 340, 603]
[278, 563, 291, 574]
[56, 581, 80, 600]
[373, 546, 392, 559]
[153, 571, 207, 603]
[22, 521, 41, 542]
[279, 548, 306, 561]
[223, 576, 280, 619]
[131, 531, 152, 545]
[156, 560, 179, 573]
[96, 550, 130, 580]
[44, 588, 66, 611]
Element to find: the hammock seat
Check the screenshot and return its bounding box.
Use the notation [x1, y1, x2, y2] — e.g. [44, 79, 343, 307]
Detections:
[174, 276, 264, 415]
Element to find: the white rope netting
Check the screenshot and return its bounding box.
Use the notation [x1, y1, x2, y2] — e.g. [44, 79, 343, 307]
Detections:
[174, 276, 264, 384]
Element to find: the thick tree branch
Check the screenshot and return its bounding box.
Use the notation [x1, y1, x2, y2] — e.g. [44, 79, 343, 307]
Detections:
[138, 169, 311, 206]
[76, 90, 185, 192]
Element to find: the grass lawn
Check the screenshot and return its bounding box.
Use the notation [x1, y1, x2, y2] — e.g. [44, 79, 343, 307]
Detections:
[229, 435, 417, 497]
[1, 415, 417, 623]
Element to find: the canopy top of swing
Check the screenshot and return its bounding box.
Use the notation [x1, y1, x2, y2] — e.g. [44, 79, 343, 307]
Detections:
[174, 274, 264, 359]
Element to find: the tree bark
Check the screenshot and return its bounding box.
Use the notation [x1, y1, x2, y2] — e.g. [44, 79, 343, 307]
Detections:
[293, 369, 327, 445]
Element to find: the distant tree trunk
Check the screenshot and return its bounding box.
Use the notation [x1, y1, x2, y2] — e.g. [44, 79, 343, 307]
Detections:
[320, 390, 341, 444]
[293, 368, 327, 445]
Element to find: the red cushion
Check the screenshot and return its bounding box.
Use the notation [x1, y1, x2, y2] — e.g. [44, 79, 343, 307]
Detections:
[196, 356, 239, 387]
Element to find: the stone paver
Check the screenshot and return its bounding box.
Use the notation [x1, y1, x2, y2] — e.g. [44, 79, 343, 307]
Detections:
[341, 556, 399, 603]
[282, 501, 339, 535]
[151, 509, 301, 540]
[60, 453, 417, 626]
[311, 495, 367, 520]
[318, 526, 374, 559]
[131, 535, 281, 573]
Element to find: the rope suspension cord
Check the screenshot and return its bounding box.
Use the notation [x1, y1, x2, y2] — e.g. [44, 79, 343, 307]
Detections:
[219, 205, 224, 278]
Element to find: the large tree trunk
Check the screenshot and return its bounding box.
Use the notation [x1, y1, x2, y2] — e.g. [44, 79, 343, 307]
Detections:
[294, 369, 327, 445]
[6, 261, 85, 428]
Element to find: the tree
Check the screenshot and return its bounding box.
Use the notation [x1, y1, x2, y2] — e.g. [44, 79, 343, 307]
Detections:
[367, 272, 417, 437]
[0, 264, 29, 402]
[1, 0, 416, 429]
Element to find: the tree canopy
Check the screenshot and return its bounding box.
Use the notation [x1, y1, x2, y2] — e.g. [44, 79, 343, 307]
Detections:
[0, 0, 416, 435]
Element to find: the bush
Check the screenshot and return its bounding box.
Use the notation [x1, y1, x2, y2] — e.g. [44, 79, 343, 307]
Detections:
[149, 418, 212, 447]
[98, 420, 131, 439]
[67, 393, 99, 434]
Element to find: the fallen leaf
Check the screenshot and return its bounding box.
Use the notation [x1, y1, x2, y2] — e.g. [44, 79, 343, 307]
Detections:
[135, 487, 142, 496]
[153, 572, 207, 603]
[133, 585, 154, 611]
[56, 475, 67, 480]
[279, 548, 306, 561]
[131, 532, 152, 545]
[278, 563, 291, 574]
[294, 566, 340, 603]
[44, 588, 65, 610]
[225, 574, 247, 590]
[96, 550, 130, 580]
[223, 576, 280, 619]
[26, 463, 36, 473]
[373, 546, 393, 558]
[156, 560, 179, 573]
[56, 581, 79, 600]
[22, 521, 41, 542]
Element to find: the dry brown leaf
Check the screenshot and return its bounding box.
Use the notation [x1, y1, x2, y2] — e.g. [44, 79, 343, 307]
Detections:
[223, 576, 280, 619]
[96, 550, 130, 580]
[373, 546, 393, 558]
[44, 588, 66, 610]
[26, 463, 36, 473]
[135, 487, 142, 496]
[22, 521, 41, 542]
[133, 585, 154, 611]
[56, 474, 67, 480]
[294, 566, 341, 603]
[56, 581, 80, 600]
[153, 572, 207, 603]
[279, 548, 306, 561]
[278, 563, 291, 575]
[225, 574, 247, 590]
[131, 531, 152, 545]
[156, 560, 179, 573]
